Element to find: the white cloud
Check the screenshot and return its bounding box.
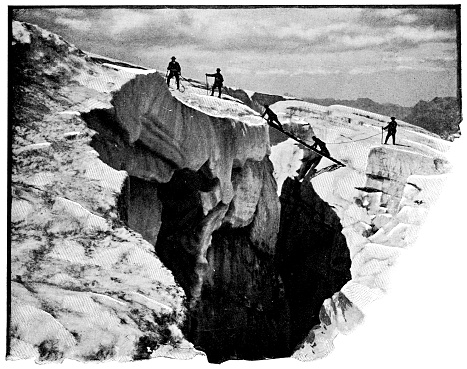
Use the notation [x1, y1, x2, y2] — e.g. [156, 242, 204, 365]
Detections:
[399, 13, 419, 24]
[348, 66, 380, 75]
[55, 17, 92, 32]
[256, 69, 290, 76]
[336, 34, 386, 48]
[393, 25, 453, 43]
[382, 55, 417, 64]
[106, 9, 155, 35]
[348, 62, 446, 75]
[49, 8, 87, 17]
[395, 65, 416, 71]
[375, 8, 406, 18]
[256, 67, 339, 77]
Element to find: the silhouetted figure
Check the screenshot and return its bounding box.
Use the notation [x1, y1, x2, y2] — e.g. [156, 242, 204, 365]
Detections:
[297, 136, 330, 181]
[261, 105, 284, 130]
[383, 117, 398, 145]
[167, 56, 181, 90]
[206, 68, 224, 98]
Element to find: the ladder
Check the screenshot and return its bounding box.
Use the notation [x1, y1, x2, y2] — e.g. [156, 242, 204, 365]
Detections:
[266, 122, 346, 167]
[305, 164, 342, 181]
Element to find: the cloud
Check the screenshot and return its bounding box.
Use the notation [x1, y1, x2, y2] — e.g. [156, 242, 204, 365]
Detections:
[392, 25, 454, 43]
[256, 67, 339, 77]
[336, 34, 386, 48]
[408, 8, 458, 30]
[105, 9, 155, 35]
[348, 66, 381, 75]
[18, 7, 458, 56]
[348, 57, 449, 75]
[48, 8, 88, 17]
[358, 7, 458, 31]
[55, 17, 92, 32]
[399, 13, 419, 24]
[15, 6, 458, 98]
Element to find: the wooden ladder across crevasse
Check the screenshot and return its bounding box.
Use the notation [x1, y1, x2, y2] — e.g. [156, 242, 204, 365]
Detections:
[267, 122, 347, 167]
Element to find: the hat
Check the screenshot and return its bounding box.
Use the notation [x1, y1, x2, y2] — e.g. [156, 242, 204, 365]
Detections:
[171, 56, 176, 60]
[264, 104, 269, 108]
[390, 116, 396, 120]
[216, 68, 221, 71]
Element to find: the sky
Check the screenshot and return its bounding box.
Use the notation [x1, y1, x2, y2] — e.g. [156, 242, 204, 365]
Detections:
[13, 5, 460, 106]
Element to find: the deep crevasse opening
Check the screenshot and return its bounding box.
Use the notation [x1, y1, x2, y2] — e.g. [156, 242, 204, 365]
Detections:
[81, 73, 352, 363]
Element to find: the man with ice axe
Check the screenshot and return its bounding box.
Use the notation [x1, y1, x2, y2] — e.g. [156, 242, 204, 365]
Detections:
[205, 68, 224, 98]
[382, 116, 398, 145]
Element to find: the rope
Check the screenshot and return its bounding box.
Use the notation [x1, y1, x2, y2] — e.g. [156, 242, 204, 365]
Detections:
[178, 80, 186, 92]
[180, 75, 204, 89]
[325, 132, 382, 145]
[265, 118, 345, 167]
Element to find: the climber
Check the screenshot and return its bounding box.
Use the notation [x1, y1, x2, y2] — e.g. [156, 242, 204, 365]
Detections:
[261, 105, 284, 130]
[167, 56, 181, 90]
[383, 116, 398, 145]
[297, 136, 330, 181]
[205, 68, 224, 98]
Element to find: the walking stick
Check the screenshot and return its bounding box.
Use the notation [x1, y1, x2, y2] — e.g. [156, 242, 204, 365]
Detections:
[381, 127, 383, 144]
[205, 75, 209, 95]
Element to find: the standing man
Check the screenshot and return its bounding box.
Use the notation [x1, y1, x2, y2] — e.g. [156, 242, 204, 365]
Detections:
[383, 117, 398, 145]
[206, 68, 224, 98]
[261, 105, 284, 130]
[297, 136, 330, 180]
[167, 56, 181, 90]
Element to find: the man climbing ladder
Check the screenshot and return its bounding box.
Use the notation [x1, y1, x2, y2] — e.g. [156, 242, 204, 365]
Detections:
[261, 105, 284, 130]
[297, 136, 330, 181]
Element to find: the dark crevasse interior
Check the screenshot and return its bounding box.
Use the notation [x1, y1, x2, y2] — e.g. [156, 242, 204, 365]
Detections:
[159, 223, 291, 362]
[83, 107, 351, 363]
[154, 163, 291, 362]
[276, 178, 352, 346]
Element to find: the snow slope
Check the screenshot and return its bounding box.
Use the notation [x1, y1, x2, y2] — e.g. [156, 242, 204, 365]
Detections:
[10, 21, 202, 362]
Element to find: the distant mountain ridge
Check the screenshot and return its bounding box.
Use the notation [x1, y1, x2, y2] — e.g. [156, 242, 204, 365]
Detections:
[303, 97, 411, 119]
[303, 96, 461, 140]
[404, 97, 461, 139]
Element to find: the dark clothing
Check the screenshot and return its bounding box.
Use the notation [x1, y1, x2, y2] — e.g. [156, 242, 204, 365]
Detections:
[298, 150, 321, 180]
[206, 72, 224, 97]
[206, 72, 224, 86]
[311, 137, 330, 157]
[383, 120, 397, 145]
[384, 130, 396, 145]
[167, 61, 181, 89]
[211, 84, 222, 97]
[261, 106, 283, 130]
[167, 61, 181, 74]
[383, 120, 397, 132]
[167, 71, 180, 89]
[297, 137, 329, 180]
